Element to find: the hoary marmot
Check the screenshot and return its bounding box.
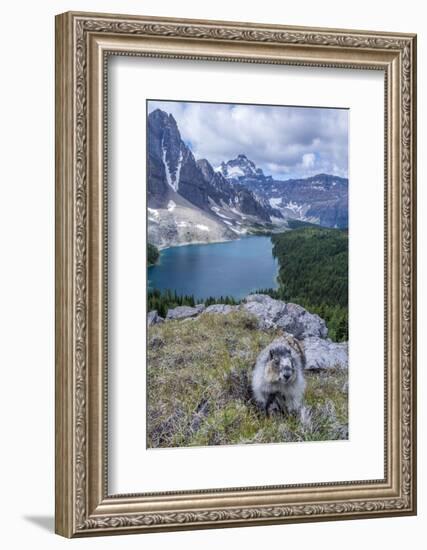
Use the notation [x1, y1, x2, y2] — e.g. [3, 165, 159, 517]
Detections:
[252, 336, 306, 416]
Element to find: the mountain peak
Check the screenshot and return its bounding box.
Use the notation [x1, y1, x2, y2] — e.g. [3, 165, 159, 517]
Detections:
[218, 154, 264, 180]
[197, 158, 215, 182]
[149, 108, 178, 128]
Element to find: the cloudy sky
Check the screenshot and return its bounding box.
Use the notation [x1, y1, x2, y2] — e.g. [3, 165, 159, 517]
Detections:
[148, 100, 348, 180]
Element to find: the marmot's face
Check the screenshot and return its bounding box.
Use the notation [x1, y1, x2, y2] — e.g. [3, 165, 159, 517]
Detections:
[269, 346, 297, 384]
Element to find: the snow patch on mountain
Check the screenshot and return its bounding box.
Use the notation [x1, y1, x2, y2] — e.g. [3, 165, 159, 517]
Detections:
[285, 201, 304, 215]
[162, 139, 182, 192]
[210, 206, 232, 220]
[230, 207, 245, 218]
[269, 197, 282, 208]
[148, 207, 160, 223]
[229, 226, 248, 235]
[225, 165, 245, 178]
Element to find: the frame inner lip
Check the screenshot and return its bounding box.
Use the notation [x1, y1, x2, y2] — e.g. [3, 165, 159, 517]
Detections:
[102, 50, 388, 499]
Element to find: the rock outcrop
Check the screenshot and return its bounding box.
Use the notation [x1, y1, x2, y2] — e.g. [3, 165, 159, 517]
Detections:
[242, 294, 328, 339]
[166, 304, 205, 321]
[203, 304, 239, 315]
[303, 337, 348, 370]
[147, 310, 164, 327]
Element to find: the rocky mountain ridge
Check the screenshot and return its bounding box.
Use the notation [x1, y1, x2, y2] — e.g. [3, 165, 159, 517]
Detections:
[148, 110, 284, 247]
[218, 155, 348, 229]
[147, 109, 348, 247]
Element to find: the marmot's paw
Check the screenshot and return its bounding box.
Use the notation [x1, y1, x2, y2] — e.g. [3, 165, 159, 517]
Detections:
[286, 404, 302, 417]
[267, 401, 283, 417]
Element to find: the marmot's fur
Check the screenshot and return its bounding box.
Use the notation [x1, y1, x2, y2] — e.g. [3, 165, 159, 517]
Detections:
[252, 336, 306, 415]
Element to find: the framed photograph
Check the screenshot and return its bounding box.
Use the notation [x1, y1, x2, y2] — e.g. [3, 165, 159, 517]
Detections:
[55, 11, 417, 537]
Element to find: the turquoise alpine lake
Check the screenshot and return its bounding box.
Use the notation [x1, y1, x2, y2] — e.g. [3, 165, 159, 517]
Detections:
[148, 235, 279, 301]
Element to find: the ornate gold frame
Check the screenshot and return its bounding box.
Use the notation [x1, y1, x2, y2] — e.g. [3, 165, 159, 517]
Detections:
[55, 11, 417, 538]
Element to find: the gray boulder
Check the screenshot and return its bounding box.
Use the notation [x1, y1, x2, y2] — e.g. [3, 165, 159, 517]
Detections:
[242, 294, 286, 329]
[147, 310, 164, 327]
[166, 304, 205, 321]
[242, 294, 327, 339]
[303, 337, 348, 370]
[203, 304, 239, 315]
[275, 302, 328, 340]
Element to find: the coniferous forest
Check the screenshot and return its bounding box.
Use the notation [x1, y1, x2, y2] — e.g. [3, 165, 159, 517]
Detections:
[262, 226, 348, 341]
[147, 243, 160, 266]
[147, 288, 239, 319]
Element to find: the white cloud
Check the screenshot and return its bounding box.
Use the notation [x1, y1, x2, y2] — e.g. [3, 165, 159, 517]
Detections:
[148, 100, 348, 180]
[302, 153, 316, 169]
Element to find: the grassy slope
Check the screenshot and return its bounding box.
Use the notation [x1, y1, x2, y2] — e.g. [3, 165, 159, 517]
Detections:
[147, 311, 348, 448]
